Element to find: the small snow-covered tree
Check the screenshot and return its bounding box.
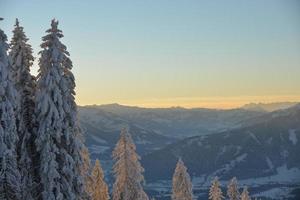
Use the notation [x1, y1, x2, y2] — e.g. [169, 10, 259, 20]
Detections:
[227, 177, 240, 200]
[91, 159, 109, 200]
[81, 147, 93, 199]
[0, 17, 21, 200]
[240, 187, 250, 200]
[9, 18, 38, 199]
[171, 158, 193, 200]
[209, 177, 224, 200]
[112, 128, 149, 200]
[35, 19, 85, 200]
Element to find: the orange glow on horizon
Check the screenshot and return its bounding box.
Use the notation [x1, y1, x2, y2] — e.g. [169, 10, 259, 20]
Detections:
[76, 95, 300, 109]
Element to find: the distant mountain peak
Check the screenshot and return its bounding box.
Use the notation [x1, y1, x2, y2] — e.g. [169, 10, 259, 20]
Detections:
[241, 102, 299, 112]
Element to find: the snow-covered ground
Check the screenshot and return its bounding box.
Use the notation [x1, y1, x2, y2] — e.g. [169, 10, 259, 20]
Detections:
[289, 129, 298, 145]
[145, 165, 300, 199]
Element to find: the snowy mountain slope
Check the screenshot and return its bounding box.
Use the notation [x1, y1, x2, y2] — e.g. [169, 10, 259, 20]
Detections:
[79, 104, 300, 199]
[141, 106, 300, 199]
[79, 106, 175, 160]
[79, 104, 265, 138]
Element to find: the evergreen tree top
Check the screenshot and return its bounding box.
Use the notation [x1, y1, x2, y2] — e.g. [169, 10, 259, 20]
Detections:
[240, 186, 250, 200]
[227, 177, 240, 200]
[10, 19, 34, 70]
[172, 158, 193, 200]
[95, 159, 101, 167]
[45, 19, 63, 37]
[37, 19, 73, 81]
[209, 177, 224, 200]
[11, 18, 29, 44]
[15, 18, 19, 26]
[40, 19, 69, 58]
[174, 158, 188, 174]
[112, 128, 148, 200]
[116, 128, 137, 151]
[93, 159, 104, 177]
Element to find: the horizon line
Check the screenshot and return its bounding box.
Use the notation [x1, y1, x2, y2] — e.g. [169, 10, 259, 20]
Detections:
[78, 101, 300, 110]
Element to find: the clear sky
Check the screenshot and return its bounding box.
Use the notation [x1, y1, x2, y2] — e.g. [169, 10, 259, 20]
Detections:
[1, 0, 300, 108]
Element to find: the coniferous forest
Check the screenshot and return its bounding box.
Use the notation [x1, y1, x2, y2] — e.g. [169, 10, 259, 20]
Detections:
[0, 18, 259, 200]
[0, 19, 258, 200]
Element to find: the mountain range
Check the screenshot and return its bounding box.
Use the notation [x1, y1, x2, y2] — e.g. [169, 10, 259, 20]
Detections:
[242, 102, 299, 112]
[78, 102, 300, 200]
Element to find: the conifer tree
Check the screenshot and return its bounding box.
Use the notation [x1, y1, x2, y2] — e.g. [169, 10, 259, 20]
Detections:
[209, 177, 224, 200]
[171, 158, 193, 200]
[81, 147, 93, 199]
[112, 128, 149, 200]
[91, 159, 109, 200]
[9, 18, 38, 199]
[0, 17, 21, 200]
[227, 177, 240, 200]
[35, 19, 85, 200]
[240, 187, 250, 200]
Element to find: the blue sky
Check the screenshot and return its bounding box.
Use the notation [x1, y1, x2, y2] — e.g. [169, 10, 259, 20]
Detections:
[1, 0, 300, 108]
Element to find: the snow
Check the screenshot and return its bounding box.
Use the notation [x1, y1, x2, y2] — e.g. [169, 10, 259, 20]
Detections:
[266, 137, 273, 144]
[266, 157, 274, 171]
[248, 132, 261, 145]
[280, 150, 289, 159]
[234, 146, 242, 156]
[145, 181, 172, 193]
[227, 177, 240, 200]
[0, 21, 22, 199]
[217, 146, 227, 157]
[215, 146, 227, 162]
[9, 19, 37, 200]
[89, 145, 110, 154]
[90, 135, 107, 144]
[254, 187, 294, 200]
[239, 165, 300, 185]
[136, 136, 152, 145]
[211, 154, 248, 180]
[225, 153, 247, 170]
[288, 129, 297, 145]
[35, 19, 85, 199]
[192, 155, 300, 189]
[90, 160, 110, 200]
[112, 129, 149, 200]
[172, 159, 193, 200]
[209, 177, 224, 200]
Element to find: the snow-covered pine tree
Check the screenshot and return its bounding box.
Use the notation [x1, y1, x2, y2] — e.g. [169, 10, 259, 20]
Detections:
[35, 19, 85, 200]
[9, 18, 38, 199]
[227, 177, 240, 200]
[90, 159, 109, 200]
[81, 147, 93, 199]
[0, 17, 21, 200]
[240, 187, 250, 200]
[57, 18, 87, 200]
[209, 177, 224, 200]
[171, 158, 193, 200]
[112, 128, 149, 200]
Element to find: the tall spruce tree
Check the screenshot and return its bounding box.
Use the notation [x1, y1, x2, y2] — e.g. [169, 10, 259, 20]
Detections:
[9, 18, 38, 199]
[171, 158, 193, 200]
[35, 19, 84, 200]
[112, 128, 149, 200]
[240, 187, 250, 200]
[209, 177, 224, 200]
[0, 17, 21, 200]
[91, 159, 109, 200]
[227, 177, 240, 200]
